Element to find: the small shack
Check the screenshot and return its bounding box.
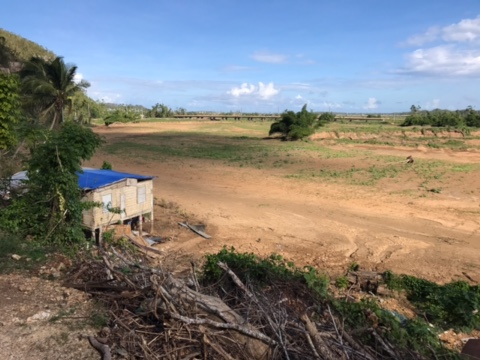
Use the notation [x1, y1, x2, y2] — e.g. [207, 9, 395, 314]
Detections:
[79, 169, 155, 234]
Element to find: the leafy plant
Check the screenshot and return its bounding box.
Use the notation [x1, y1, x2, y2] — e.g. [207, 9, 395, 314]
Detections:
[104, 107, 139, 126]
[384, 271, 480, 330]
[335, 276, 349, 289]
[269, 104, 322, 140]
[0, 122, 103, 245]
[101, 160, 112, 170]
[0, 73, 21, 151]
[202, 247, 329, 296]
[318, 112, 336, 123]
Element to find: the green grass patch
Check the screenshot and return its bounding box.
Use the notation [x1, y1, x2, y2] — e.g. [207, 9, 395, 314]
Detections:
[102, 125, 478, 188]
[450, 164, 480, 172]
[103, 132, 362, 170]
[0, 232, 49, 273]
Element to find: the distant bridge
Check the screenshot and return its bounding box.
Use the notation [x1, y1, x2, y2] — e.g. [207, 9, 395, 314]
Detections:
[173, 114, 281, 121]
[173, 114, 389, 122]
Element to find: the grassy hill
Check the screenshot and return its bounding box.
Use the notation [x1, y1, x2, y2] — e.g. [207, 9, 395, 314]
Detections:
[0, 28, 55, 63]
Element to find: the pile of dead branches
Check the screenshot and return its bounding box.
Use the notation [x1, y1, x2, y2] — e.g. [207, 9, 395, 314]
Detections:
[64, 245, 432, 360]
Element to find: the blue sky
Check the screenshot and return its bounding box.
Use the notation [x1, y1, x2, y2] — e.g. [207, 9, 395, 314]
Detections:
[2, 0, 480, 113]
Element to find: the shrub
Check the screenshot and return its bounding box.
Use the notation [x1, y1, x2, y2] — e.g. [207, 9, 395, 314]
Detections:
[269, 104, 321, 140]
[384, 271, 480, 330]
[201, 246, 329, 296]
[0, 122, 103, 245]
[318, 112, 336, 122]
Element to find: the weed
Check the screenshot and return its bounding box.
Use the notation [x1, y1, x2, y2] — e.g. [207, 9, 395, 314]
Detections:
[384, 271, 480, 330]
[89, 311, 109, 328]
[202, 247, 329, 296]
[50, 308, 76, 323]
[349, 262, 360, 271]
[335, 276, 349, 289]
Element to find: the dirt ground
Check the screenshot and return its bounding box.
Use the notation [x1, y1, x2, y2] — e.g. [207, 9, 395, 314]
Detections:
[87, 122, 480, 284]
[1, 120, 479, 358]
[0, 266, 99, 359]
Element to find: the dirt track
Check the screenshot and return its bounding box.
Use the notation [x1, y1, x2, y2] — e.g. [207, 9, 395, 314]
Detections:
[88, 122, 480, 283]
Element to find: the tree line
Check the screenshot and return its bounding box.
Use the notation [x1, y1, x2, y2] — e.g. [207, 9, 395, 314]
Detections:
[401, 105, 480, 128]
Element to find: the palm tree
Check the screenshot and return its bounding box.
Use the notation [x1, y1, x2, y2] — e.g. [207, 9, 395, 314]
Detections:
[20, 56, 89, 129]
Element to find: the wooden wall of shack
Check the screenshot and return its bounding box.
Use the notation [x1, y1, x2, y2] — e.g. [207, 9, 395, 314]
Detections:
[81, 178, 154, 231]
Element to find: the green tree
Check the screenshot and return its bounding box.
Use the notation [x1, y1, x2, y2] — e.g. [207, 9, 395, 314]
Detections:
[0, 73, 20, 151]
[269, 104, 320, 140]
[0, 122, 103, 245]
[20, 56, 89, 129]
[465, 106, 480, 127]
[104, 107, 139, 126]
[318, 112, 336, 122]
[175, 107, 186, 115]
[150, 103, 172, 118]
[401, 105, 430, 126]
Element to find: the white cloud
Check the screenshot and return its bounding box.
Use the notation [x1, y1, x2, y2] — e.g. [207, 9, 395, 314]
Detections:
[442, 16, 480, 43]
[228, 82, 279, 100]
[251, 51, 288, 64]
[258, 82, 279, 99]
[295, 94, 303, 100]
[400, 45, 480, 76]
[399, 16, 480, 77]
[89, 91, 122, 103]
[363, 97, 379, 110]
[403, 26, 440, 47]
[228, 83, 256, 97]
[402, 16, 480, 46]
[319, 101, 343, 109]
[73, 73, 84, 83]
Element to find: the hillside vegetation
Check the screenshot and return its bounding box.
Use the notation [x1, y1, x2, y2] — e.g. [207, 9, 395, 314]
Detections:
[0, 28, 55, 63]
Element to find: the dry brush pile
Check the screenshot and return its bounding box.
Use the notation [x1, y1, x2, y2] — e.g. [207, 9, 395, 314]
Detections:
[64, 243, 457, 360]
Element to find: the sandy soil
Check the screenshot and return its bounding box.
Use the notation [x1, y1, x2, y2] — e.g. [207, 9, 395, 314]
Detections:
[88, 122, 480, 283]
[0, 269, 98, 360]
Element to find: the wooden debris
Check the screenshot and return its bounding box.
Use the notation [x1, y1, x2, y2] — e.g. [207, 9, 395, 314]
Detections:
[347, 270, 383, 293]
[66, 246, 429, 360]
[179, 222, 211, 239]
[124, 232, 162, 257]
[461, 339, 480, 359]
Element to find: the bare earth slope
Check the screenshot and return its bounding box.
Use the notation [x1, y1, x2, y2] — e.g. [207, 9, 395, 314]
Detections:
[88, 122, 480, 283]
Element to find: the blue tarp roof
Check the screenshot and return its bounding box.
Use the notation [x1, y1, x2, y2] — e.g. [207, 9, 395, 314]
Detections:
[77, 169, 154, 190]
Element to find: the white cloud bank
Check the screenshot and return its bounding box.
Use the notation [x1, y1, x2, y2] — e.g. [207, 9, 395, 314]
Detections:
[403, 46, 480, 76]
[228, 82, 280, 100]
[403, 16, 480, 46]
[400, 15, 480, 76]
